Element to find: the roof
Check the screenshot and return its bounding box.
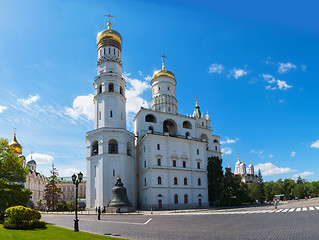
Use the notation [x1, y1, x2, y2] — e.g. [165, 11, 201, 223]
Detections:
[57, 177, 87, 182]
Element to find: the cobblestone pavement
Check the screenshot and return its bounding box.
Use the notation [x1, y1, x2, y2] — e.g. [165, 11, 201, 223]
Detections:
[42, 199, 319, 240]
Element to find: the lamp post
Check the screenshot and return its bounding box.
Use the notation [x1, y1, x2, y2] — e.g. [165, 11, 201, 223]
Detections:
[72, 172, 83, 232]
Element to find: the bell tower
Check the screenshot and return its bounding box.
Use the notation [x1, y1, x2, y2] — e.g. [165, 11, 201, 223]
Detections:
[86, 15, 136, 209]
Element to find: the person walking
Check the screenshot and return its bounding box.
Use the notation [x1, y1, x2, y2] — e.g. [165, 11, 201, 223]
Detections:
[274, 199, 278, 211]
[98, 206, 101, 220]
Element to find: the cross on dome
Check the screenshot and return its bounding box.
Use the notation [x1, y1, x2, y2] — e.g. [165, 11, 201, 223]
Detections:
[161, 54, 167, 69]
[105, 14, 114, 29]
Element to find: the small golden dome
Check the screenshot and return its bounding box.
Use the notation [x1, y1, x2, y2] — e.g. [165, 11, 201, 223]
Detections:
[8, 133, 22, 154]
[96, 22, 122, 51]
[152, 69, 175, 80]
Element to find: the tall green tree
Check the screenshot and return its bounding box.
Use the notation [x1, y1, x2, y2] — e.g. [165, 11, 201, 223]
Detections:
[0, 138, 31, 219]
[257, 169, 265, 203]
[44, 165, 60, 210]
[293, 176, 306, 199]
[207, 156, 223, 205]
[283, 179, 295, 200]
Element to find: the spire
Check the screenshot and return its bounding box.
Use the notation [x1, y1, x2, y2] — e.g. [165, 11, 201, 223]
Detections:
[105, 14, 114, 29]
[228, 160, 230, 167]
[161, 54, 167, 70]
[192, 97, 202, 119]
[206, 110, 210, 120]
[195, 97, 199, 107]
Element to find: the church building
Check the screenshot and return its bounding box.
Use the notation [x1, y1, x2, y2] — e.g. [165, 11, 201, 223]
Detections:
[86, 17, 222, 210]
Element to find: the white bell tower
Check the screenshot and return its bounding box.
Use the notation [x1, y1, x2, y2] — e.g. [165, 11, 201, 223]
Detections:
[86, 15, 136, 209]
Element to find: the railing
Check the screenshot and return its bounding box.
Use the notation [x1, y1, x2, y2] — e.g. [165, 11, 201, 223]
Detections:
[140, 130, 205, 143]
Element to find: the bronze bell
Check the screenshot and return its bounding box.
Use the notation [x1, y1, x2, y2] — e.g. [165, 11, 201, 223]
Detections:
[107, 176, 134, 212]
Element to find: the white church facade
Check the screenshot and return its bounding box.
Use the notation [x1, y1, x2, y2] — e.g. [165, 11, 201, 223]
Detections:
[86, 18, 222, 210]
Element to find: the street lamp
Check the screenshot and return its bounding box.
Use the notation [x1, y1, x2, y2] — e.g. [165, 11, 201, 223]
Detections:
[72, 172, 83, 232]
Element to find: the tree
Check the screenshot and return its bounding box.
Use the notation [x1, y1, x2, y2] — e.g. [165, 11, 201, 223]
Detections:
[293, 176, 306, 199]
[283, 179, 295, 200]
[44, 165, 61, 210]
[207, 156, 223, 206]
[0, 138, 32, 219]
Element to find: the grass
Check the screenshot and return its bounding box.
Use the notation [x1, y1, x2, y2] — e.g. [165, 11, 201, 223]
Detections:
[0, 224, 127, 240]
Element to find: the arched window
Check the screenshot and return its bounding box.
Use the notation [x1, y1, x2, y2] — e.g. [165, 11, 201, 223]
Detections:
[109, 83, 114, 92]
[148, 126, 154, 134]
[184, 194, 188, 204]
[145, 114, 156, 123]
[158, 176, 162, 185]
[174, 194, 178, 204]
[163, 119, 177, 136]
[127, 142, 132, 156]
[120, 86, 123, 95]
[110, 111, 113, 117]
[174, 177, 178, 185]
[91, 141, 98, 156]
[201, 122, 204, 126]
[198, 178, 201, 186]
[108, 139, 118, 154]
[184, 177, 187, 185]
[183, 121, 192, 129]
[98, 85, 102, 94]
[213, 139, 219, 143]
[200, 134, 208, 142]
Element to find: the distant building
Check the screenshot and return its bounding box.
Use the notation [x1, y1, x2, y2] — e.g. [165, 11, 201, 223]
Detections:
[8, 133, 47, 207]
[233, 155, 258, 183]
[56, 177, 87, 203]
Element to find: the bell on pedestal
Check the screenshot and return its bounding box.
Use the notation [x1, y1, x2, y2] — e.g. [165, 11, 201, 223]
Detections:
[107, 176, 134, 213]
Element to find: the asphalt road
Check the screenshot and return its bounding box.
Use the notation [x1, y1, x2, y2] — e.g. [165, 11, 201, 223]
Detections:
[42, 198, 319, 240]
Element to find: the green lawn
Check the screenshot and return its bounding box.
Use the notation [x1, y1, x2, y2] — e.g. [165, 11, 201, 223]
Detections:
[0, 224, 127, 240]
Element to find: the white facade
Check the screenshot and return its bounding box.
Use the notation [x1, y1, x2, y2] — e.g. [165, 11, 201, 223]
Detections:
[86, 22, 136, 209]
[86, 21, 222, 210]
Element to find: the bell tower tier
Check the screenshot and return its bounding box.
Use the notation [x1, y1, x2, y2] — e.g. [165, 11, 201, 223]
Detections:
[86, 16, 136, 209]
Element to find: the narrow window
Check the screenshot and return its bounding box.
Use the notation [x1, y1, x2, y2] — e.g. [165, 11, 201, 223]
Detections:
[158, 86, 160, 91]
[94, 166, 96, 177]
[174, 177, 178, 185]
[173, 160, 176, 167]
[184, 194, 188, 204]
[215, 146, 218, 151]
[197, 162, 201, 169]
[110, 111, 113, 117]
[157, 159, 161, 166]
[144, 160, 146, 168]
[98, 85, 102, 94]
[198, 178, 201, 186]
[144, 178, 146, 186]
[157, 144, 160, 150]
[99, 111, 101, 120]
[174, 194, 178, 204]
[202, 122, 204, 126]
[183, 161, 186, 168]
[104, 48, 106, 55]
[168, 86, 170, 91]
[118, 50, 119, 57]
[144, 146, 146, 152]
[168, 107, 170, 112]
[109, 83, 114, 92]
[120, 86, 123, 95]
[184, 177, 187, 185]
[112, 169, 115, 177]
[158, 176, 162, 185]
[197, 149, 199, 155]
[109, 48, 110, 54]
[114, 49, 115, 55]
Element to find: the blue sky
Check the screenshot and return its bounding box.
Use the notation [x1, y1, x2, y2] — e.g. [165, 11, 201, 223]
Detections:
[0, 0, 318, 181]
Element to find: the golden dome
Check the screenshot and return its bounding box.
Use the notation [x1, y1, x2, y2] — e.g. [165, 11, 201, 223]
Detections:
[96, 23, 122, 50]
[152, 69, 175, 80]
[8, 133, 22, 154]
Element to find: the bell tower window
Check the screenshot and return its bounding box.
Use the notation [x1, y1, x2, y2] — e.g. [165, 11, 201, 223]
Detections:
[109, 83, 114, 92]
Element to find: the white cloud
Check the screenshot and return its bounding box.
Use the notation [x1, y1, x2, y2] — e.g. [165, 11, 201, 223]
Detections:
[208, 63, 224, 74]
[26, 153, 54, 165]
[310, 139, 319, 149]
[18, 94, 40, 106]
[278, 62, 297, 73]
[59, 167, 82, 177]
[65, 94, 94, 121]
[290, 151, 296, 157]
[144, 75, 152, 82]
[251, 150, 263, 155]
[0, 105, 8, 113]
[229, 68, 248, 79]
[301, 64, 307, 71]
[262, 74, 292, 90]
[269, 155, 274, 158]
[124, 73, 150, 114]
[138, 71, 143, 76]
[222, 147, 232, 155]
[254, 162, 296, 176]
[292, 171, 314, 179]
[277, 80, 292, 90]
[221, 137, 239, 144]
[279, 99, 285, 103]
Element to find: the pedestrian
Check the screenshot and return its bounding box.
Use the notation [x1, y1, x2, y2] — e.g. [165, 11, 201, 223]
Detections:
[274, 199, 278, 211]
[95, 206, 97, 213]
[98, 206, 101, 220]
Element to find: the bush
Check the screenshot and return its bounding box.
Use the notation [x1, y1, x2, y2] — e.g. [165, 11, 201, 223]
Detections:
[3, 206, 46, 229]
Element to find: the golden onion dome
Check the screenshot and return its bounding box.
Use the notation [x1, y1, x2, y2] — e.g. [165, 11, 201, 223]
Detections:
[8, 133, 22, 154]
[152, 69, 175, 80]
[96, 22, 122, 50]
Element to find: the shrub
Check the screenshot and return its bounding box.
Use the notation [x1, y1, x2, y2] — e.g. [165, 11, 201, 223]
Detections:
[3, 206, 46, 229]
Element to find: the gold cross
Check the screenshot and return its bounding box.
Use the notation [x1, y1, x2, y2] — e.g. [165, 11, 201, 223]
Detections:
[161, 54, 167, 69]
[105, 14, 114, 23]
